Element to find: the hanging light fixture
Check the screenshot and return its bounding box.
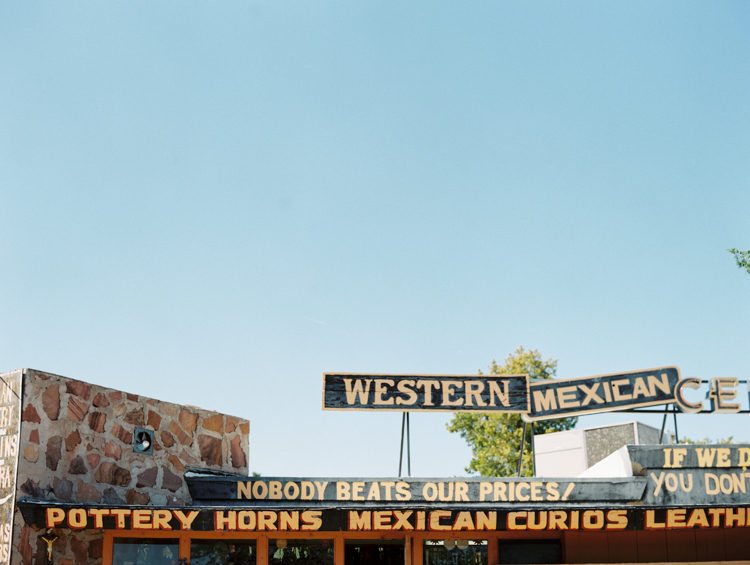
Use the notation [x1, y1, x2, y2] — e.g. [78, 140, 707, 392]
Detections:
[443, 539, 456, 550]
[456, 540, 469, 550]
[276, 539, 287, 550]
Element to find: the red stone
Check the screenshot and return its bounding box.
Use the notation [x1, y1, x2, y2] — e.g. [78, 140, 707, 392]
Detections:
[104, 440, 122, 460]
[77, 480, 102, 503]
[179, 409, 199, 433]
[67, 396, 89, 421]
[69, 456, 87, 475]
[20, 478, 45, 498]
[123, 408, 144, 426]
[239, 422, 250, 435]
[87, 453, 101, 469]
[65, 430, 82, 452]
[203, 414, 224, 433]
[66, 380, 91, 400]
[230, 435, 247, 469]
[126, 393, 139, 401]
[94, 462, 132, 486]
[126, 489, 150, 505]
[169, 454, 185, 472]
[29, 429, 39, 444]
[89, 538, 104, 560]
[53, 477, 73, 502]
[225, 416, 238, 433]
[93, 392, 110, 407]
[22, 403, 41, 423]
[19, 525, 32, 565]
[103, 487, 125, 504]
[71, 536, 88, 565]
[136, 467, 158, 488]
[42, 385, 60, 420]
[198, 434, 222, 467]
[168, 420, 191, 446]
[147, 410, 162, 430]
[180, 449, 198, 466]
[161, 431, 175, 447]
[46, 436, 62, 471]
[88, 411, 106, 433]
[161, 467, 182, 492]
[109, 391, 122, 401]
[111, 423, 132, 445]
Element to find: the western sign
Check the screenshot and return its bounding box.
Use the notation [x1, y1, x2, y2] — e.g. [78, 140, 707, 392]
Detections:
[322, 374, 530, 412]
[324, 367, 685, 420]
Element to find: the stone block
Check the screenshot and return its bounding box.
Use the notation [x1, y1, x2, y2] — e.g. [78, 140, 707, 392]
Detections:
[161, 467, 182, 492]
[179, 409, 199, 433]
[94, 462, 132, 487]
[66, 430, 82, 452]
[123, 408, 144, 426]
[198, 434, 222, 467]
[147, 410, 162, 430]
[42, 385, 61, 420]
[136, 467, 157, 488]
[77, 480, 103, 503]
[180, 449, 198, 466]
[109, 391, 122, 402]
[126, 489, 150, 505]
[46, 435, 62, 471]
[160, 431, 175, 447]
[23, 445, 39, 463]
[88, 411, 106, 433]
[102, 487, 125, 504]
[161, 403, 177, 416]
[22, 403, 41, 423]
[67, 396, 89, 421]
[20, 478, 45, 499]
[87, 453, 101, 469]
[69, 456, 87, 475]
[111, 423, 132, 445]
[226, 416, 238, 433]
[66, 380, 91, 400]
[93, 392, 110, 407]
[53, 477, 73, 502]
[71, 537, 88, 565]
[168, 421, 191, 446]
[168, 454, 185, 472]
[230, 435, 247, 469]
[240, 422, 250, 435]
[89, 538, 104, 559]
[203, 414, 223, 433]
[127, 393, 139, 401]
[104, 440, 122, 460]
[29, 429, 39, 444]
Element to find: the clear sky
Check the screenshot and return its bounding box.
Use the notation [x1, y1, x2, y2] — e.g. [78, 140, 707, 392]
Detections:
[2, 1, 748, 478]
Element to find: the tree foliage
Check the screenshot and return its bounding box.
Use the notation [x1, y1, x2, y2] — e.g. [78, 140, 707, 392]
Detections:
[447, 347, 577, 477]
[728, 248, 750, 275]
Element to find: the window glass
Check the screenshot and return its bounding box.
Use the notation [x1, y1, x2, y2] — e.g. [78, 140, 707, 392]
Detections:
[346, 539, 404, 565]
[269, 539, 334, 565]
[112, 539, 179, 565]
[424, 539, 487, 565]
[191, 540, 256, 565]
[498, 540, 562, 564]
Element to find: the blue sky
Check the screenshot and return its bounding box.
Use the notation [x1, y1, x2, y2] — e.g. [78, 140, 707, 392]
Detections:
[2, 1, 748, 477]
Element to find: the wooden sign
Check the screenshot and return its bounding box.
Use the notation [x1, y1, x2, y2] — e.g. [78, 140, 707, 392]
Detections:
[20, 503, 750, 533]
[187, 475, 646, 506]
[523, 367, 680, 422]
[322, 373, 530, 412]
[0, 371, 21, 565]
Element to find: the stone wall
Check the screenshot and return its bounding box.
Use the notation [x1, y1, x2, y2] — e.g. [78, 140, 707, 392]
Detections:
[12, 368, 250, 565]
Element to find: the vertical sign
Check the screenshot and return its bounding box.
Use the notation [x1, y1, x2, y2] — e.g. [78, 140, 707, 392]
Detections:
[0, 370, 21, 564]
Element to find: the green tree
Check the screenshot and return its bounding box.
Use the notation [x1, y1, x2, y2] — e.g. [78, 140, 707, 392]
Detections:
[447, 347, 577, 477]
[728, 248, 750, 275]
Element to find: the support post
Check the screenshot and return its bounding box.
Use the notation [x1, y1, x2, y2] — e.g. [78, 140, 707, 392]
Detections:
[517, 422, 528, 476]
[659, 403, 669, 443]
[399, 412, 406, 477]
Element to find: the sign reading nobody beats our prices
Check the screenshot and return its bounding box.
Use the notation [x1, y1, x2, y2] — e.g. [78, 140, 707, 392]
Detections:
[322, 367, 682, 419]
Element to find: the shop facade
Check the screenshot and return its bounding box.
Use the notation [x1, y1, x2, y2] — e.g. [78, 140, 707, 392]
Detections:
[4, 368, 750, 564]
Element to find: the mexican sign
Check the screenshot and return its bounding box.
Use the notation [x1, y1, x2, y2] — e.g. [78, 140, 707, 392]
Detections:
[0, 371, 22, 565]
[522, 367, 681, 421]
[322, 373, 530, 412]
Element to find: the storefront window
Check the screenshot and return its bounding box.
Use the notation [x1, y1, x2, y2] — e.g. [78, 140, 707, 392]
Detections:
[269, 539, 334, 565]
[191, 540, 256, 565]
[112, 539, 179, 565]
[497, 540, 562, 564]
[346, 539, 404, 565]
[424, 539, 487, 565]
